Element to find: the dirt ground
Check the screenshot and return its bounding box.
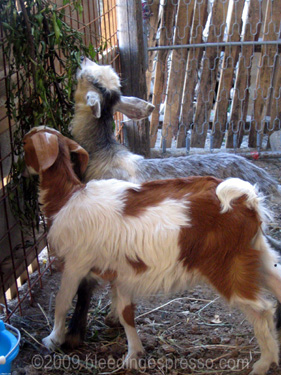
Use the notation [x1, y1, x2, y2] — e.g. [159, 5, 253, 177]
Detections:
[3, 158, 281, 375]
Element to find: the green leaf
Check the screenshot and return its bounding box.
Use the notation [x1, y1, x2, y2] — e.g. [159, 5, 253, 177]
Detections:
[89, 42, 96, 61]
[52, 13, 61, 43]
[2, 22, 14, 32]
[35, 13, 43, 27]
[78, 3, 83, 15]
[40, 40, 46, 56]
[1, 0, 104, 231]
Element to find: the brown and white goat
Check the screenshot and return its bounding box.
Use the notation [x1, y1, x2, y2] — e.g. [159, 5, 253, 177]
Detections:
[68, 57, 281, 346]
[24, 127, 281, 375]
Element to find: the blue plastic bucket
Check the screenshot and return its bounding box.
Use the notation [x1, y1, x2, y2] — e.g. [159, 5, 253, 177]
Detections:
[0, 320, 20, 375]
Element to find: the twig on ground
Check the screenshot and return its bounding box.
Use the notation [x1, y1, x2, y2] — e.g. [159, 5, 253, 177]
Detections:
[21, 327, 46, 348]
[38, 302, 52, 330]
[136, 297, 213, 320]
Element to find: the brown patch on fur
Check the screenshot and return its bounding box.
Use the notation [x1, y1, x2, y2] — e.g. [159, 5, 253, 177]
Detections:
[177, 182, 261, 301]
[122, 303, 135, 327]
[126, 255, 148, 274]
[91, 267, 117, 281]
[123, 176, 222, 217]
[40, 143, 84, 219]
[124, 176, 262, 299]
[74, 78, 97, 108]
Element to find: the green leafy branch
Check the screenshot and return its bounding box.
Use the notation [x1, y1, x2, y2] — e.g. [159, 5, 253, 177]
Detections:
[0, 0, 101, 231]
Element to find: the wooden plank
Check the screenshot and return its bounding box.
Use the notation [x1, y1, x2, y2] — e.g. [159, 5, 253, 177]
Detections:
[268, 55, 281, 140]
[146, 0, 161, 97]
[149, 0, 177, 147]
[226, 0, 261, 148]
[177, 0, 208, 147]
[0, 232, 47, 298]
[248, 0, 281, 147]
[6, 283, 18, 301]
[19, 270, 29, 286]
[28, 259, 39, 274]
[211, 0, 245, 148]
[117, 0, 150, 156]
[191, 0, 230, 148]
[161, 0, 195, 148]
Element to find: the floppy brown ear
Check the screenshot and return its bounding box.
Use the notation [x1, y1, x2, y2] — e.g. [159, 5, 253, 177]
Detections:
[31, 132, 59, 171]
[66, 138, 89, 176]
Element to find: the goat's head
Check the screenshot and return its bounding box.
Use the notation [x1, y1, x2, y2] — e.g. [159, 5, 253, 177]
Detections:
[23, 126, 89, 177]
[75, 57, 121, 118]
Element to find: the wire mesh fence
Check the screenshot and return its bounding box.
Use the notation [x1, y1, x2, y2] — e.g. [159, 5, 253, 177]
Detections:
[145, 0, 281, 153]
[0, 0, 120, 321]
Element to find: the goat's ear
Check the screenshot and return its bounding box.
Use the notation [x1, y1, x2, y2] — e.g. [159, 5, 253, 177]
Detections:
[114, 96, 155, 120]
[66, 138, 89, 176]
[86, 91, 101, 118]
[30, 132, 59, 171]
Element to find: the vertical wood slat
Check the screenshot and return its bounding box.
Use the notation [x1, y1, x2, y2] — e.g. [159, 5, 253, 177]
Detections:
[149, 0, 177, 147]
[226, 0, 262, 148]
[190, 0, 230, 148]
[160, 0, 195, 148]
[177, 0, 208, 147]
[248, 0, 281, 147]
[211, 0, 245, 148]
[146, 0, 161, 98]
[117, 0, 150, 156]
[268, 55, 281, 138]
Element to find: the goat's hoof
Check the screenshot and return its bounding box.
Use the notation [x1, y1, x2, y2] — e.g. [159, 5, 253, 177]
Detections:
[42, 333, 63, 352]
[63, 331, 83, 349]
[104, 313, 122, 328]
[123, 350, 145, 369]
[250, 359, 271, 375]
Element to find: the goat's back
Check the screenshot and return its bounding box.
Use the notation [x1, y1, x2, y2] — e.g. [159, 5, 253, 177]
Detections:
[48, 176, 264, 299]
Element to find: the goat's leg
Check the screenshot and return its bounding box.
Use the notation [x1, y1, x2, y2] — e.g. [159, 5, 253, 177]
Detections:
[64, 277, 98, 348]
[115, 288, 144, 369]
[42, 270, 83, 351]
[236, 297, 278, 375]
[252, 232, 281, 337]
[263, 267, 281, 338]
[104, 283, 121, 327]
[276, 302, 281, 334]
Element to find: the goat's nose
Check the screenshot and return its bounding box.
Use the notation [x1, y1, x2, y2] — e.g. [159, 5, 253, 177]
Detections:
[80, 56, 85, 63]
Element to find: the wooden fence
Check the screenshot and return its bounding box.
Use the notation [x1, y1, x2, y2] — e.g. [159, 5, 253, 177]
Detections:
[146, 0, 281, 152]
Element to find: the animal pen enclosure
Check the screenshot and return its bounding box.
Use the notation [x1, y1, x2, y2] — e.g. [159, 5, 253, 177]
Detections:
[0, 0, 280, 322]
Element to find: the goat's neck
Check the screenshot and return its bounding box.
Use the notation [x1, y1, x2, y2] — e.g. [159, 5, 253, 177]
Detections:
[39, 158, 84, 222]
[72, 107, 119, 157]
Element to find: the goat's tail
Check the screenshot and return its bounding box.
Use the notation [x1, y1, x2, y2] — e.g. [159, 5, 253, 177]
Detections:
[216, 178, 272, 222]
[216, 179, 281, 330]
